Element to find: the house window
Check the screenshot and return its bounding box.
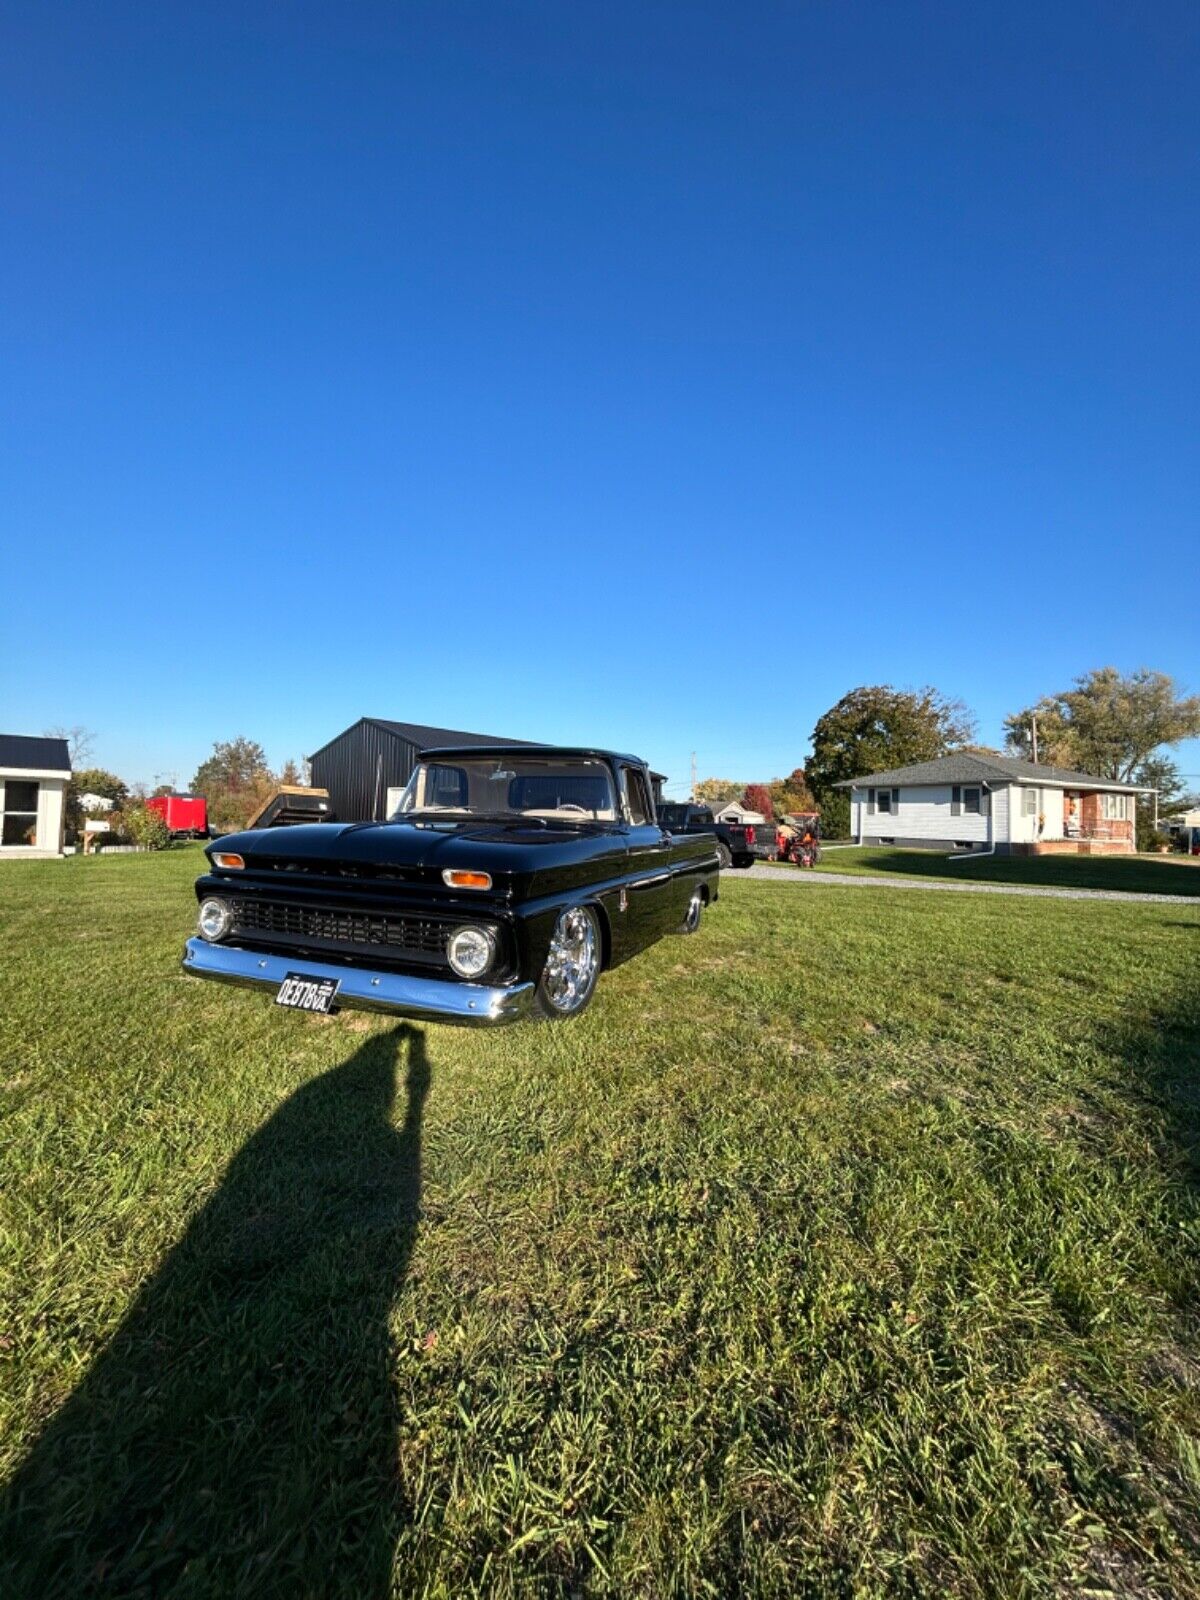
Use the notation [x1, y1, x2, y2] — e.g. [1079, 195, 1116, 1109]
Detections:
[1022, 787, 1038, 817]
[1101, 793, 1129, 821]
[2, 780, 39, 847]
[877, 790, 892, 814]
[963, 787, 982, 815]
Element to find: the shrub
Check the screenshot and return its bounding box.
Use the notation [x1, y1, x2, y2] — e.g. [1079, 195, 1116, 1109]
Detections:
[818, 791, 851, 841]
[123, 806, 172, 851]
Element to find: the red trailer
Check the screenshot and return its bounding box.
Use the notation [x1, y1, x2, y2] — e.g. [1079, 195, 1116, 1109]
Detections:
[147, 793, 208, 838]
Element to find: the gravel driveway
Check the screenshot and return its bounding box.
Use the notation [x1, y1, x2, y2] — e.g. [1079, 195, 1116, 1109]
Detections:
[744, 862, 1200, 906]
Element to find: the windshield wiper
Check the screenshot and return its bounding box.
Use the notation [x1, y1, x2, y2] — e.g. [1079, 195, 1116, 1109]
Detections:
[461, 812, 551, 828]
[398, 810, 550, 827]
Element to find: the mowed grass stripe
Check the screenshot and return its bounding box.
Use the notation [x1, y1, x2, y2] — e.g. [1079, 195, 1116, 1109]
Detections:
[1, 850, 1198, 1598]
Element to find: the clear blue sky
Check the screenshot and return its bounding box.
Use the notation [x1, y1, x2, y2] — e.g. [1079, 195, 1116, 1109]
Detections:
[3, 2, 1198, 795]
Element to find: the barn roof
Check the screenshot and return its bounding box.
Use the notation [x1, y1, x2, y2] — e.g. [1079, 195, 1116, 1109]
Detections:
[308, 717, 537, 761]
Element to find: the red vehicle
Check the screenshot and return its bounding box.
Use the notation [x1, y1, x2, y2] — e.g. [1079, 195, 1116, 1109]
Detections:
[147, 793, 208, 838]
[778, 813, 821, 868]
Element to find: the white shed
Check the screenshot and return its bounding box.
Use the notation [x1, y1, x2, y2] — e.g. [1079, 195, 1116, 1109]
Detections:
[710, 798, 767, 825]
[0, 734, 71, 859]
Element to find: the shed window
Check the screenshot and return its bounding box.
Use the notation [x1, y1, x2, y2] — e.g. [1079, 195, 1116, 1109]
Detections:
[2, 779, 39, 847]
[1022, 786, 1038, 817]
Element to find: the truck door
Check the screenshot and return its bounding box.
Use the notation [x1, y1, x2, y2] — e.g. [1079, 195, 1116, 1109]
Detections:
[619, 765, 676, 948]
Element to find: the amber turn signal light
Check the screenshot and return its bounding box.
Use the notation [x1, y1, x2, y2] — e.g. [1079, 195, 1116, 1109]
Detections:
[442, 869, 492, 890]
[212, 852, 245, 870]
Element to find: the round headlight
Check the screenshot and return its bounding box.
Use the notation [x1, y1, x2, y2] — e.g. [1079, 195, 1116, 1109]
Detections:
[197, 897, 232, 942]
[447, 925, 494, 979]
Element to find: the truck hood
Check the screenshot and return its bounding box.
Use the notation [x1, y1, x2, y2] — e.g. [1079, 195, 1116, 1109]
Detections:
[209, 818, 629, 878]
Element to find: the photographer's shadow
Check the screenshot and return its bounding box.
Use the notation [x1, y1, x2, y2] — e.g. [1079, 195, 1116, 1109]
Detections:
[2, 1024, 429, 1598]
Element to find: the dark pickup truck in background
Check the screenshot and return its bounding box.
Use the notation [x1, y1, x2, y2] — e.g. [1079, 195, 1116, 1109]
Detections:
[657, 802, 774, 869]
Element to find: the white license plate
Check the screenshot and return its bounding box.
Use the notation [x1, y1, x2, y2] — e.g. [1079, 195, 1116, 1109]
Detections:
[275, 971, 341, 1014]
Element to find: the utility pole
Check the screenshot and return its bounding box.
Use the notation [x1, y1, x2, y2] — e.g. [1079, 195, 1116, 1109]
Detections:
[690, 751, 698, 801]
[1030, 715, 1039, 765]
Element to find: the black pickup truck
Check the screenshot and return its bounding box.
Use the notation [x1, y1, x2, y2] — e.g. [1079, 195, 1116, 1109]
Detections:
[183, 747, 719, 1025]
[657, 802, 773, 869]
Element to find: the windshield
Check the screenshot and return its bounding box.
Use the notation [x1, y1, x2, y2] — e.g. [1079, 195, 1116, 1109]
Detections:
[393, 756, 619, 822]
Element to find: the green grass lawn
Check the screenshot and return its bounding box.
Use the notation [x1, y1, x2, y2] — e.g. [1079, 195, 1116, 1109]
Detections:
[787, 844, 1200, 896]
[1, 848, 1199, 1598]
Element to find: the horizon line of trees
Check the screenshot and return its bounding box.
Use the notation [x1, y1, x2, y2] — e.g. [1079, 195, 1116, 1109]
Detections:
[50, 667, 1200, 850]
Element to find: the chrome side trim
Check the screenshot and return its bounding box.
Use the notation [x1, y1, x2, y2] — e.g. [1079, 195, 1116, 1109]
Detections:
[181, 938, 535, 1026]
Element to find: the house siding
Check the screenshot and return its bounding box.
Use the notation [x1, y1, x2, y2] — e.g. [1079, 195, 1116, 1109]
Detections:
[992, 783, 1010, 841]
[858, 784, 989, 845]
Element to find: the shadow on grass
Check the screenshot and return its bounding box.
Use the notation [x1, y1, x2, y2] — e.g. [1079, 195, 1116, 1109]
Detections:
[819, 847, 1200, 896]
[1, 1024, 429, 1599]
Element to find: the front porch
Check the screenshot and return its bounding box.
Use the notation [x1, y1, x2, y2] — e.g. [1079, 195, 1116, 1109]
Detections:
[1014, 837, 1135, 856]
[1016, 789, 1135, 855]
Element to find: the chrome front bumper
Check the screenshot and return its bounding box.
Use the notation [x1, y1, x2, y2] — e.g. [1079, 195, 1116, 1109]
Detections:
[181, 938, 536, 1026]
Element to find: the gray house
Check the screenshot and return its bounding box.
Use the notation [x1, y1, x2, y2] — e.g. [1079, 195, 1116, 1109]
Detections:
[836, 754, 1145, 855]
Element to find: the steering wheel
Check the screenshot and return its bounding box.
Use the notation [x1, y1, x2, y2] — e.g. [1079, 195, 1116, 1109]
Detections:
[556, 803, 589, 815]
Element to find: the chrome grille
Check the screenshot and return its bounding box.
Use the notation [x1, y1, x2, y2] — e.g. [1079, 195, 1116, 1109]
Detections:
[230, 898, 448, 957]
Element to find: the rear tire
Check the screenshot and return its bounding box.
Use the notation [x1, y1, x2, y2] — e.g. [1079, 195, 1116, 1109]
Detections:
[676, 886, 703, 934]
[716, 842, 733, 869]
[531, 905, 602, 1021]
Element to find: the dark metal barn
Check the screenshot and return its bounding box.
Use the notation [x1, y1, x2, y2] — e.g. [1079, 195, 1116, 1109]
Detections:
[308, 718, 537, 822]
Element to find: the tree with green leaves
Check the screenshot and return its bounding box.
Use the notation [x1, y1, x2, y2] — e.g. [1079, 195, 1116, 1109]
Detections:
[192, 737, 274, 833]
[192, 737, 271, 797]
[1129, 753, 1199, 852]
[807, 685, 976, 838]
[1004, 668, 1200, 782]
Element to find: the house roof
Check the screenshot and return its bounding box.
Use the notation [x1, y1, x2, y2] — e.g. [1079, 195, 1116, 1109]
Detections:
[834, 753, 1146, 792]
[0, 733, 71, 773]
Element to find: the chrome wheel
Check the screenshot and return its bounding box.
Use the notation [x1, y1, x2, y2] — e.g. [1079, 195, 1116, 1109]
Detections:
[678, 887, 703, 934]
[538, 906, 601, 1017]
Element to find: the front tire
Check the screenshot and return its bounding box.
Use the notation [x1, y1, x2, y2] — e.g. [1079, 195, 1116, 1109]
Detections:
[532, 905, 602, 1021]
